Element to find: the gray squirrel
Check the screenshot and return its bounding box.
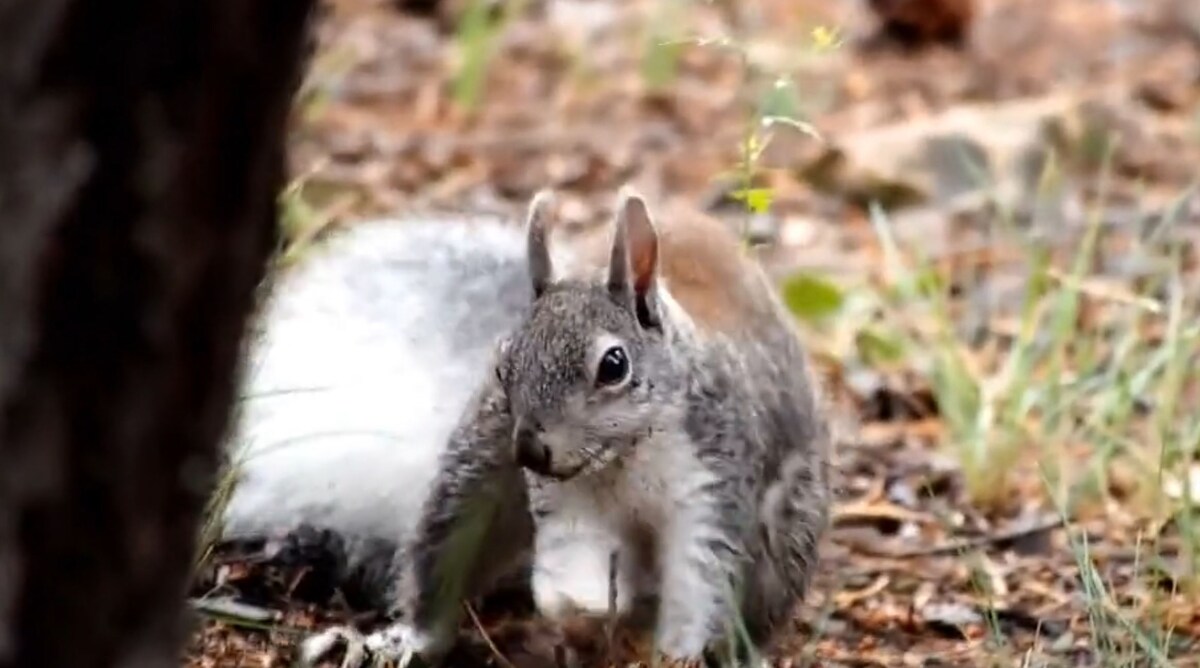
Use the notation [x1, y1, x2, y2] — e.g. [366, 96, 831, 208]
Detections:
[219, 188, 831, 667]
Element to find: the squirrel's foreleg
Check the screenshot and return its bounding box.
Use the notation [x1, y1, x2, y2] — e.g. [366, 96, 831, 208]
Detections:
[302, 372, 533, 668]
[405, 371, 533, 655]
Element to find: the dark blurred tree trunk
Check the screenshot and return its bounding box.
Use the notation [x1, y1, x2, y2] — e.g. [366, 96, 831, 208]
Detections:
[0, 1, 317, 667]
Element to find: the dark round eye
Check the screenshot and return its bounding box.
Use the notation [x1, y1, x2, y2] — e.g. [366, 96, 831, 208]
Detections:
[595, 346, 630, 387]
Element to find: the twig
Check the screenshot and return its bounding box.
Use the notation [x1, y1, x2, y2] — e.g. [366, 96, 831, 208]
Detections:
[463, 601, 516, 668]
[1045, 267, 1165, 314]
[850, 515, 1065, 559]
[188, 597, 308, 637]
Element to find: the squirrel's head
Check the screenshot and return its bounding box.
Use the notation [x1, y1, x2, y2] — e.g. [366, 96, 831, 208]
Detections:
[495, 188, 674, 481]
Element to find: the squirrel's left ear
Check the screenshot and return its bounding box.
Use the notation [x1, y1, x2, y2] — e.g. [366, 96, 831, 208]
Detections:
[525, 189, 555, 299]
[608, 187, 662, 330]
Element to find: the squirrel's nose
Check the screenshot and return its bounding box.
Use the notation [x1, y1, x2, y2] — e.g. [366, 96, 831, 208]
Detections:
[513, 420, 552, 475]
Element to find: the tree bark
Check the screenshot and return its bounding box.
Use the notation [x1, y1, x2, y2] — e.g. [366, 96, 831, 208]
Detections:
[0, 1, 317, 666]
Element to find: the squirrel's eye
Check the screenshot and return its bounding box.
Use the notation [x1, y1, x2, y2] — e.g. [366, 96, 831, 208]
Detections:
[595, 346, 630, 387]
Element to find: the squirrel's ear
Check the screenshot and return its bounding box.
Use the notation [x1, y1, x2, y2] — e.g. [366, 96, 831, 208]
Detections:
[609, 187, 661, 329]
[525, 189, 555, 299]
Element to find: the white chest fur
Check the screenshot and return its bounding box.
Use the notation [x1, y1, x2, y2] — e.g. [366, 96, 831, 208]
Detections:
[528, 429, 717, 622]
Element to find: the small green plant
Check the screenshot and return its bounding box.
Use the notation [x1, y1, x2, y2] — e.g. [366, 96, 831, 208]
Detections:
[641, 0, 687, 91]
[850, 133, 1199, 664]
[276, 159, 362, 268]
[780, 272, 845, 323]
[193, 452, 247, 575]
[293, 44, 359, 125]
[452, 0, 529, 113]
[653, 13, 839, 239]
[861, 131, 1200, 569]
[1047, 471, 1179, 667]
[727, 34, 835, 244]
[276, 167, 328, 268]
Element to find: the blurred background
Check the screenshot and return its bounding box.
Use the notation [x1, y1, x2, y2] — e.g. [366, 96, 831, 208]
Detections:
[193, 0, 1200, 665]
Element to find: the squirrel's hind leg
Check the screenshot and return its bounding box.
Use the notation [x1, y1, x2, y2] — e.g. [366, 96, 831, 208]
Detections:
[740, 444, 830, 653]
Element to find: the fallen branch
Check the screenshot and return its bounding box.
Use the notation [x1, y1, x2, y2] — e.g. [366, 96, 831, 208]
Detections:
[846, 515, 1065, 559]
[189, 597, 286, 628]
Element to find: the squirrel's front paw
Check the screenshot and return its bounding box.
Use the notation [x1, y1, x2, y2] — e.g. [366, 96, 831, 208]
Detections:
[298, 622, 439, 668]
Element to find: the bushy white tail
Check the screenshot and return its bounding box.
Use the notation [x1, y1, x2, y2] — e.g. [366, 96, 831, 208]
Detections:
[219, 214, 532, 580]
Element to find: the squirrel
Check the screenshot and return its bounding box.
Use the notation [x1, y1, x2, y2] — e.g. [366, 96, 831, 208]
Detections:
[284, 187, 833, 667]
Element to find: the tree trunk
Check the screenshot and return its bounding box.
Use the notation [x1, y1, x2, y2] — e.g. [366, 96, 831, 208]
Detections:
[0, 1, 317, 666]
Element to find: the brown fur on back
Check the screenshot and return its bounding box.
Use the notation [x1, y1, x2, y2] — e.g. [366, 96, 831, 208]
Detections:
[558, 202, 784, 339]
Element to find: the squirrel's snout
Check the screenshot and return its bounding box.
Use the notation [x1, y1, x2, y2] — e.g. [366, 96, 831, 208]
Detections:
[513, 421, 553, 475]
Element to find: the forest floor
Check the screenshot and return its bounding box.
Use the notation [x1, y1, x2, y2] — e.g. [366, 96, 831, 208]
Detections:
[186, 0, 1200, 666]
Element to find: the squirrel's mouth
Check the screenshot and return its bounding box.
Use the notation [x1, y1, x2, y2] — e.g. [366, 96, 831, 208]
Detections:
[541, 463, 587, 481]
[529, 437, 635, 482]
[574, 436, 640, 477]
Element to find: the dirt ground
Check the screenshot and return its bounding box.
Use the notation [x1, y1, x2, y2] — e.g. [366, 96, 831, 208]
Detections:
[185, 0, 1200, 666]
